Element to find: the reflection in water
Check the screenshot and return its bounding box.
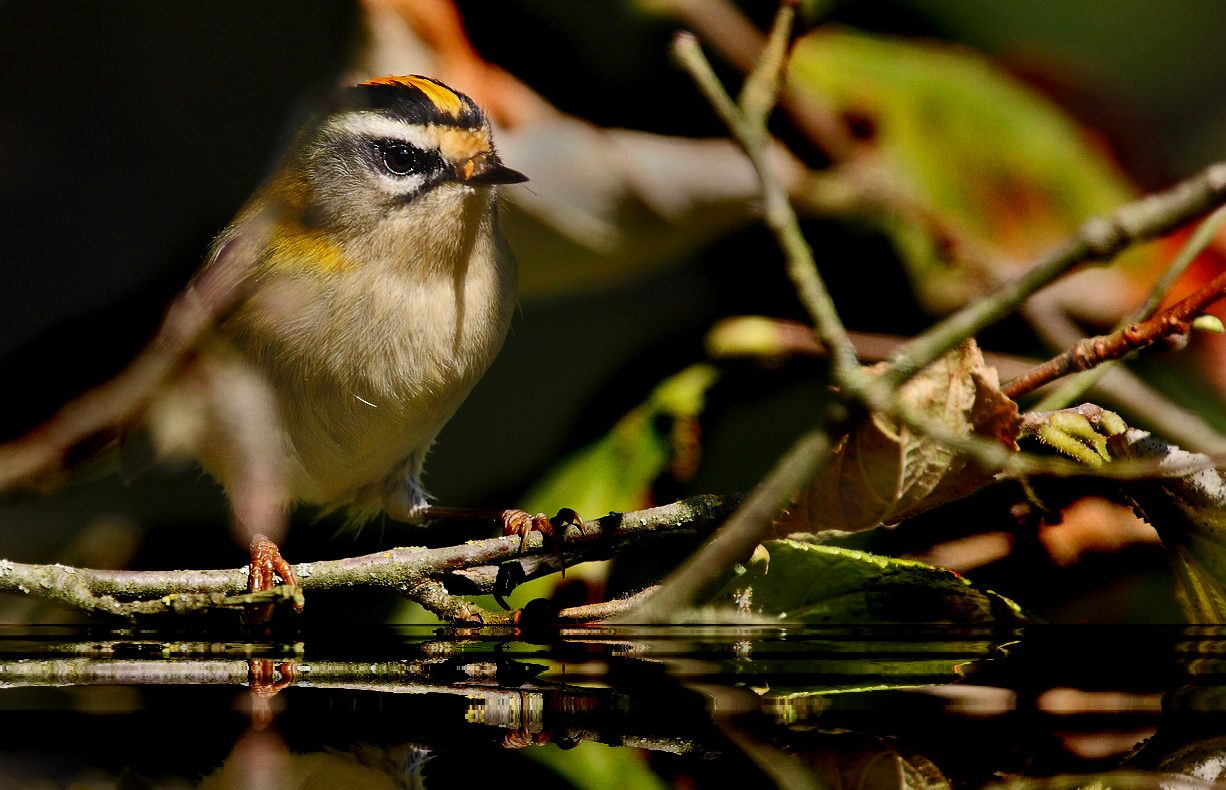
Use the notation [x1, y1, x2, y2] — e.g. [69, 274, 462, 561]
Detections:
[0, 625, 1223, 788]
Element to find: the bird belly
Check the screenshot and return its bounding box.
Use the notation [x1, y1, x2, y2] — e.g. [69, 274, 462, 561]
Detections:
[222, 214, 515, 517]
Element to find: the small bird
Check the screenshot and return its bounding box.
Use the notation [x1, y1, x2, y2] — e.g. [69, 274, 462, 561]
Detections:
[131, 75, 578, 594]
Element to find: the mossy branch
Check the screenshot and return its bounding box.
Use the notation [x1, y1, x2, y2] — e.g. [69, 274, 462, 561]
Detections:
[0, 495, 740, 623]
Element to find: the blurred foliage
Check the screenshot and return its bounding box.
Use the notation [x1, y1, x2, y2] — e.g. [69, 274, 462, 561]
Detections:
[519, 363, 720, 519]
[791, 27, 1152, 314]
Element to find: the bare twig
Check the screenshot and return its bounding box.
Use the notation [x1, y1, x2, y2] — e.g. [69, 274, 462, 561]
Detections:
[1016, 295, 1226, 456]
[619, 429, 833, 622]
[615, 7, 845, 623]
[657, 0, 1003, 274]
[1002, 269, 1226, 399]
[874, 162, 1226, 397]
[672, 20, 860, 383]
[555, 586, 661, 624]
[1032, 205, 1226, 412]
[658, 0, 857, 162]
[705, 316, 1042, 380]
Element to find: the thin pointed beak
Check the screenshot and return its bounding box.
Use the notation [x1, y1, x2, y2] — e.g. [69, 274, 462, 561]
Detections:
[463, 158, 528, 185]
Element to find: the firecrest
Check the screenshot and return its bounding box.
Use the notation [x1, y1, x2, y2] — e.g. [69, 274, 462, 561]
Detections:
[132, 75, 577, 585]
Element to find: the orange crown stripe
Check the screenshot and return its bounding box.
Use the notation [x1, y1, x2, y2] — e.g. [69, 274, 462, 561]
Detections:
[362, 75, 465, 118]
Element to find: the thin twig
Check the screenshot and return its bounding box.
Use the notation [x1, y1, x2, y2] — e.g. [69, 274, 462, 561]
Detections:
[704, 316, 1042, 379]
[875, 162, 1226, 398]
[1017, 295, 1226, 455]
[1032, 204, 1226, 411]
[672, 24, 861, 383]
[620, 429, 833, 622]
[658, 0, 857, 162]
[618, 7, 847, 622]
[1002, 269, 1226, 399]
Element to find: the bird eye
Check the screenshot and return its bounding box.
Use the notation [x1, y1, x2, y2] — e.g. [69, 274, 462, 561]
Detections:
[378, 142, 428, 176]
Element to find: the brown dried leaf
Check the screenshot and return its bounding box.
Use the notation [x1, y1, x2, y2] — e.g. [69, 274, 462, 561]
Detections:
[776, 340, 1020, 536]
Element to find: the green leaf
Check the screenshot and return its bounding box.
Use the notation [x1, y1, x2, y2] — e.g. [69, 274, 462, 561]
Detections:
[715, 539, 1032, 624]
[519, 363, 719, 519]
[789, 28, 1151, 314]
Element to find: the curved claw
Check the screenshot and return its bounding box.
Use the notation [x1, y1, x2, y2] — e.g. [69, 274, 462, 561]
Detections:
[501, 508, 585, 575]
[552, 507, 586, 536]
[247, 533, 302, 617]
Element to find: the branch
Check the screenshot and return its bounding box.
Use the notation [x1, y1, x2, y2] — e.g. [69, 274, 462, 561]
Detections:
[671, 21, 861, 384]
[1001, 268, 1226, 399]
[0, 495, 741, 622]
[1025, 204, 1226, 411]
[875, 162, 1226, 397]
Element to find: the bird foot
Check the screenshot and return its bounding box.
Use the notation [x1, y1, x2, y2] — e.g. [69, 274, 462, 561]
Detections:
[500, 508, 585, 574]
[245, 533, 302, 620]
[420, 506, 585, 573]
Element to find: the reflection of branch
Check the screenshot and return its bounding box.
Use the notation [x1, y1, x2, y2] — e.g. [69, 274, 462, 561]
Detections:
[0, 495, 740, 622]
[0, 653, 727, 757]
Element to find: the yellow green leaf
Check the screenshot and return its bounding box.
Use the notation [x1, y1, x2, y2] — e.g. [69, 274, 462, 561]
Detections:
[790, 28, 1152, 313]
[716, 539, 1031, 624]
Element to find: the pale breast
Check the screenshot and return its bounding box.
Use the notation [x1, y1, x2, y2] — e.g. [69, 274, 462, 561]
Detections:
[222, 192, 517, 507]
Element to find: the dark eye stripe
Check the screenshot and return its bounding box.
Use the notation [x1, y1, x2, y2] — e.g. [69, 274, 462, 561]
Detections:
[371, 140, 446, 178]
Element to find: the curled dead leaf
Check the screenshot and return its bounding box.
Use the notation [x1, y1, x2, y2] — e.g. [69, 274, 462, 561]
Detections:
[775, 339, 1020, 536]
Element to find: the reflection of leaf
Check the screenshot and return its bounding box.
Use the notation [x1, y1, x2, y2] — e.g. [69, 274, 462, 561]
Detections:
[715, 539, 1031, 624]
[519, 364, 719, 518]
[776, 340, 1020, 536]
[728, 635, 1007, 697]
[1110, 429, 1226, 624]
[790, 28, 1152, 317]
[788, 730, 953, 790]
[522, 740, 669, 790]
[985, 771, 1217, 789]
